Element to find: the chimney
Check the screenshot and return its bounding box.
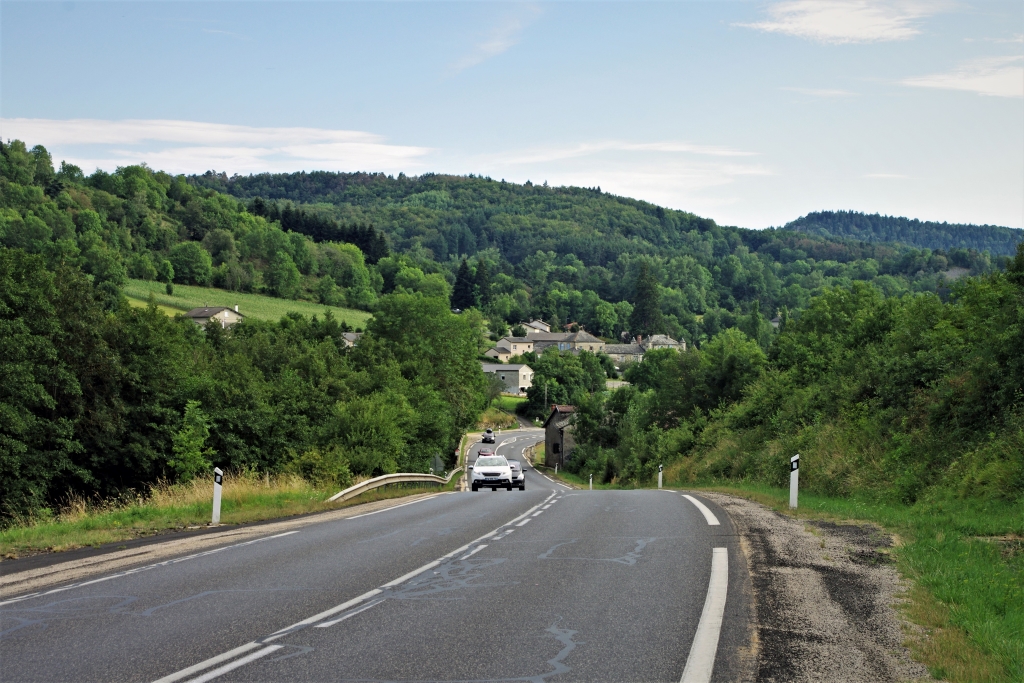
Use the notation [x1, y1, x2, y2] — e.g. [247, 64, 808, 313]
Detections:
[234, 305, 239, 313]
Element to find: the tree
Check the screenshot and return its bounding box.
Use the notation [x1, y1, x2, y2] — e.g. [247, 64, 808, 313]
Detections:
[316, 274, 341, 305]
[475, 259, 492, 307]
[265, 251, 301, 299]
[629, 262, 663, 337]
[169, 400, 214, 482]
[169, 242, 212, 285]
[451, 258, 476, 310]
[511, 323, 528, 337]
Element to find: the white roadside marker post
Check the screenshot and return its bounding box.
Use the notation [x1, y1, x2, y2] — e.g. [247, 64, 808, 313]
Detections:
[589, 474, 593, 490]
[789, 454, 799, 509]
[211, 467, 223, 526]
[658, 463, 663, 489]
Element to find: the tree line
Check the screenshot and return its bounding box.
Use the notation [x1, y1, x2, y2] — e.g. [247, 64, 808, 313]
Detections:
[787, 210, 1023, 256]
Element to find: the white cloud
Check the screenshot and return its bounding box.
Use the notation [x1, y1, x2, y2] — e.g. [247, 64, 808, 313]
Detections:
[488, 140, 758, 166]
[864, 172, 910, 178]
[902, 56, 1024, 98]
[781, 86, 858, 97]
[451, 5, 541, 73]
[463, 140, 772, 214]
[0, 118, 432, 174]
[737, 1, 943, 44]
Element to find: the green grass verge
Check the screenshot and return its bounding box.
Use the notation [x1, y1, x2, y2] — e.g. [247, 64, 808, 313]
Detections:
[123, 278, 372, 326]
[494, 395, 527, 412]
[1, 476, 455, 559]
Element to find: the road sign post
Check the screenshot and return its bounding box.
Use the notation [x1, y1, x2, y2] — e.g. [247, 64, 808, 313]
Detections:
[211, 467, 223, 525]
[658, 464, 663, 489]
[789, 454, 799, 509]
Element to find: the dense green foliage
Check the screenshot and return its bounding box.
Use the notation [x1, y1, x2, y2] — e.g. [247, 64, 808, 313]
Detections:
[0, 140, 381, 315]
[567, 255, 1024, 508]
[788, 210, 1023, 257]
[0, 243, 486, 522]
[193, 169, 1002, 345]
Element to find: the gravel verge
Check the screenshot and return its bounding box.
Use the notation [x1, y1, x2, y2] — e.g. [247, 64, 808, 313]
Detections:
[701, 492, 933, 683]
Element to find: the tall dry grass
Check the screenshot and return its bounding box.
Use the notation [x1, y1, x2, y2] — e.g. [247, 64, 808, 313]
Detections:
[1, 470, 436, 558]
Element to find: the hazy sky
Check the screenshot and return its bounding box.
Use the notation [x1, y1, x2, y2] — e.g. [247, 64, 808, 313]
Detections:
[2, 1, 1022, 228]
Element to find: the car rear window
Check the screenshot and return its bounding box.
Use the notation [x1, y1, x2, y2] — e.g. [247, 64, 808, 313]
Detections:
[476, 457, 507, 467]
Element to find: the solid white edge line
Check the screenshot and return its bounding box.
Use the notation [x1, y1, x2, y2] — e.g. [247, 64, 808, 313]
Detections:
[182, 645, 283, 683]
[682, 495, 721, 526]
[1, 531, 301, 608]
[151, 643, 262, 683]
[680, 548, 729, 683]
[315, 599, 384, 628]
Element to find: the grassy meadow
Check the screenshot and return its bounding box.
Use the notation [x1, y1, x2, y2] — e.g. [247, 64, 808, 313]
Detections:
[123, 279, 372, 327]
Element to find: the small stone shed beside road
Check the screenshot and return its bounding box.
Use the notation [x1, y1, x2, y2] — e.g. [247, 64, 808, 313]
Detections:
[544, 404, 575, 468]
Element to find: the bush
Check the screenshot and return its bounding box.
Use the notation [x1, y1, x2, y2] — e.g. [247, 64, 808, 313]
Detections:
[286, 446, 353, 489]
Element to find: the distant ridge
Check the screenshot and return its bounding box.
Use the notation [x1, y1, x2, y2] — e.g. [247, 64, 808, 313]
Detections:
[786, 211, 1024, 256]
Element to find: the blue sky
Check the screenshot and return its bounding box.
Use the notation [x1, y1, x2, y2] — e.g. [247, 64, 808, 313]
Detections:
[2, 1, 1022, 228]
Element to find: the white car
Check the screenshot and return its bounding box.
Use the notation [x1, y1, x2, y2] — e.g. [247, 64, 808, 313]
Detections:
[471, 455, 514, 491]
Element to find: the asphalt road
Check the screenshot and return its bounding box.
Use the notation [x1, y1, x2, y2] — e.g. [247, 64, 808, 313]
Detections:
[0, 428, 752, 682]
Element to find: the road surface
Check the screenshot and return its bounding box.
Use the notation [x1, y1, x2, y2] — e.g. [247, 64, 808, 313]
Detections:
[0, 427, 752, 682]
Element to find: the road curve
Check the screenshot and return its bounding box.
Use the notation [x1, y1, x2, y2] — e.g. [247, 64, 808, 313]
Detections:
[0, 428, 752, 682]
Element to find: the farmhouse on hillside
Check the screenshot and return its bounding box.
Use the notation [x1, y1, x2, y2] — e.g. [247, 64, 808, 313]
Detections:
[185, 306, 244, 328]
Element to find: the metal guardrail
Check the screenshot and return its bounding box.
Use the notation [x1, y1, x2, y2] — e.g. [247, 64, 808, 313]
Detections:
[327, 467, 464, 503]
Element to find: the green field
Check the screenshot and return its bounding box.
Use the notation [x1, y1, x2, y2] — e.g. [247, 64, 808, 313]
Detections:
[123, 279, 372, 327]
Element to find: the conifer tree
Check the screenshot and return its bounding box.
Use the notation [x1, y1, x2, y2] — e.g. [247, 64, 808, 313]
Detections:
[450, 258, 476, 310]
[474, 259, 491, 307]
[629, 262, 663, 337]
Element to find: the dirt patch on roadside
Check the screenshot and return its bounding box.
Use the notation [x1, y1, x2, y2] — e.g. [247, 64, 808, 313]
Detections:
[701, 492, 932, 683]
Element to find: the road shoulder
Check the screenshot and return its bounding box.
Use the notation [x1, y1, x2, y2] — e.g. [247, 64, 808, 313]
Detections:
[0, 492, 447, 599]
[700, 492, 933, 683]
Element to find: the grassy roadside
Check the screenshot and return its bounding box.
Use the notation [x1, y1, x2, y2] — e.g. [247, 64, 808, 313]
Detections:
[675, 480, 1023, 683]
[1, 471, 457, 559]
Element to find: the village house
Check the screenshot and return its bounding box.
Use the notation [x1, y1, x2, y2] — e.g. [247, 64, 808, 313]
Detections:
[483, 336, 534, 362]
[481, 363, 534, 394]
[605, 334, 686, 366]
[544, 404, 575, 468]
[523, 319, 551, 334]
[603, 342, 645, 365]
[185, 306, 244, 328]
[341, 332, 363, 348]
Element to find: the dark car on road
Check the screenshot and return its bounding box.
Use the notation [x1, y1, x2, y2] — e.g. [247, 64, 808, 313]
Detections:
[482, 428, 495, 444]
[507, 459, 526, 490]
